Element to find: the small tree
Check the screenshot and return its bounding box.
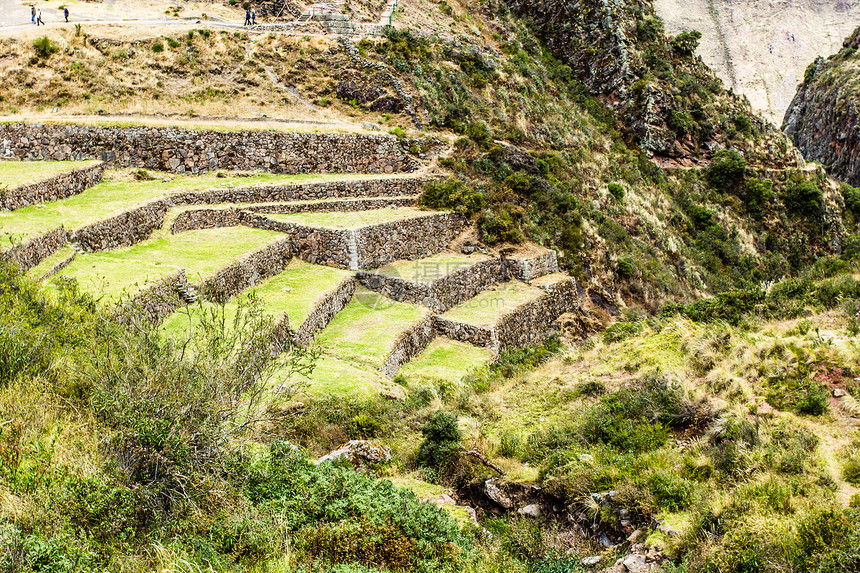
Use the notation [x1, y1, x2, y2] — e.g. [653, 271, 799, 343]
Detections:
[705, 149, 746, 192]
[32, 37, 59, 59]
[417, 411, 461, 473]
[672, 30, 702, 58]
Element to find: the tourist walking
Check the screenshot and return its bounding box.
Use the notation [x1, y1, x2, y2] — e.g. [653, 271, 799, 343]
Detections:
[244, 8, 251, 25]
[30, 6, 35, 24]
[251, 7, 256, 24]
[64, 7, 69, 22]
[36, 9, 43, 25]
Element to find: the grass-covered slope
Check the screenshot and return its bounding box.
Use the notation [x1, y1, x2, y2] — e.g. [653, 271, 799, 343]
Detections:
[0, 159, 100, 189]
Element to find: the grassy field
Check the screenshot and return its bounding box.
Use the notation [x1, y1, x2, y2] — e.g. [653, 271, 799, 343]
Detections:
[0, 159, 101, 189]
[265, 208, 439, 229]
[50, 227, 284, 301]
[441, 280, 544, 326]
[375, 252, 490, 283]
[273, 354, 401, 399]
[0, 170, 373, 241]
[315, 286, 429, 369]
[397, 337, 493, 384]
[160, 260, 351, 340]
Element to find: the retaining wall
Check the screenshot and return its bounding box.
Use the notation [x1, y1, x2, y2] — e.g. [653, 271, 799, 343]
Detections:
[0, 124, 418, 174]
[494, 278, 578, 352]
[1, 162, 104, 211]
[508, 250, 559, 281]
[358, 252, 556, 313]
[381, 314, 435, 377]
[198, 237, 294, 303]
[4, 228, 67, 272]
[432, 315, 496, 347]
[430, 277, 578, 353]
[292, 276, 356, 347]
[72, 200, 169, 252]
[117, 270, 187, 325]
[354, 213, 466, 269]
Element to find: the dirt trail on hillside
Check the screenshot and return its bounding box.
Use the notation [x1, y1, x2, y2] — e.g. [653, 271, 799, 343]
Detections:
[653, 0, 860, 125]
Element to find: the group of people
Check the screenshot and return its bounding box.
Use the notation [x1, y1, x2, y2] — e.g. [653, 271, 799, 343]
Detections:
[244, 6, 257, 25]
[30, 5, 70, 25]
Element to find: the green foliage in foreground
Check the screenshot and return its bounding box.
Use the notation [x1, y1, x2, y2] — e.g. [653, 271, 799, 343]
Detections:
[0, 263, 469, 572]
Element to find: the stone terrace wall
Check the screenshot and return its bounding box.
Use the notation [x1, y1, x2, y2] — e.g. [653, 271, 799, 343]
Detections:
[293, 276, 356, 347]
[0, 124, 419, 175]
[508, 250, 559, 281]
[355, 213, 466, 269]
[356, 271, 435, 307]
[433, 258, 504, 312]
[254, 218, 353, 269]
[246, 195, 416, 214]
[198, 237, 294, 303]
[432, 316, 496, 347]
[172, 176, 431, 204]
[72, 200, 169, 252]
[494, 278, 578, 352]
[1, 162, 103, 211]
[381, 314, 435, 377]
[4, 227, 67, 272]
[357, 253, 556, 313]
[117, 270, 187, 325]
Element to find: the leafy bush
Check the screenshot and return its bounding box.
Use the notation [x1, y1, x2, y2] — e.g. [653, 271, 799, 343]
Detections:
[704, 149, 746, 193]
[783, 179, 823, 215]
[246, 442, 468, 571]
[842, 183, 860, 217]
[607, 182, 625, 201]
[419, 177, 485, 215]
[672, 30, 702, 57]
[151, 42, 164, 53]
[32, 37, 59, 59]
[417, 411, 462, 473]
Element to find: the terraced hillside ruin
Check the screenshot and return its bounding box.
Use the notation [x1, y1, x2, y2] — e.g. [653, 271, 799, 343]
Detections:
[0, 130, 577, 399]
[2, 0, 860, 572]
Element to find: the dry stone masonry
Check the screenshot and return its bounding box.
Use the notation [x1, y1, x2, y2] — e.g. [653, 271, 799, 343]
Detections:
[1, 161, 103, 211]
[0, 124, 418, 175]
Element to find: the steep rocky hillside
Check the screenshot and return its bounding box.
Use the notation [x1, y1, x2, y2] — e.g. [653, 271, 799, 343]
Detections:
[2, 0, 860, 572]
[784, 26, 860, 188]
[654, 0, 860, 124]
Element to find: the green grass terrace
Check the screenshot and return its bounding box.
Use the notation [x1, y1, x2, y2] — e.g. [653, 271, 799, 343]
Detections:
[0, 170, 390, 243]
[263, 207, 442, 229]
[374, 252, 491, 284]
[0, 159, 101, 189]
[440, 280, 544, 326]
[159, 259, 352, 341]
[48, 227, 284, 302]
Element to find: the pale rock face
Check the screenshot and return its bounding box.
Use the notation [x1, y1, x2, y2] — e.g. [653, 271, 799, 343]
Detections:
[652, 0, 860, 123]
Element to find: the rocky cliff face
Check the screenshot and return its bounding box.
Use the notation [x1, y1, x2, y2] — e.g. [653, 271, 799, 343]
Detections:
[784, 26, 860, 186]
[504, 0, 792, 167]
[653, 0, 860, 124]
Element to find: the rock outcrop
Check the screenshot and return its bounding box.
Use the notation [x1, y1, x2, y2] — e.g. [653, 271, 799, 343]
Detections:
[784, 26, 860, 187]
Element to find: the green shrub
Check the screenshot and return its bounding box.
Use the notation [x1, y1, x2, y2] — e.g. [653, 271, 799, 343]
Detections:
[842, 442, 860, 485]
[672, 30, 702, 57]
[733, 114, 753, 136]
[608, 182, 625, 201]
[419, 177, 485, 215]
[647, 470, 695, 511]
[32, 37, 59, 59]
[783, 179, 823, 215]
[466, 121, 494, 149]
[166, 37, 181, 49]
[842, 183, 860, 217]
[479, 205, 524, 244]
[704, 149, 746, 193]
[417, 411, 462, 473]
[151, 42, 164, 53]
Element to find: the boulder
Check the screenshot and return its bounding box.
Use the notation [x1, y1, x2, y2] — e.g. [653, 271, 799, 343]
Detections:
[622, 554, 648, 573]
[484, 478, 514, 509]
[517, 504, 540, 518]
[316, 440, 391, 466]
